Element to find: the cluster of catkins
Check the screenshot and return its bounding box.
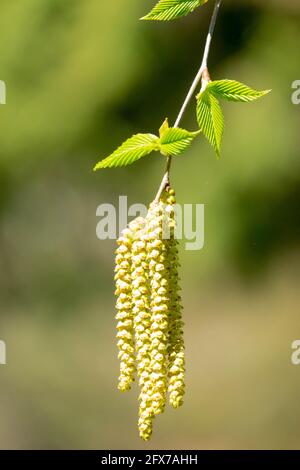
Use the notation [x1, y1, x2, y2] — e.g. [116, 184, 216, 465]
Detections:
[115, 187, 185, 441]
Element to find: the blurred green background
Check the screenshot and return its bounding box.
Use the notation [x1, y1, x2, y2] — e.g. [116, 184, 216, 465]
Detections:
[0, 0, 299, 450]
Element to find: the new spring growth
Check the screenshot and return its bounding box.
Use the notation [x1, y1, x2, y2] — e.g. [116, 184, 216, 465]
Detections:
[115, 187, 185, 440]
[95, 0, 271, 442]
[94, 2, 270, 172]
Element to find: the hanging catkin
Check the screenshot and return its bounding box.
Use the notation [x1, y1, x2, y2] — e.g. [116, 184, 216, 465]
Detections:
[114, 188, 185, 441]
[130, 217, 154, 441]
[165, 189, 185, 409]
[147, 200, 170, 418]
[115, 225, 136, 392]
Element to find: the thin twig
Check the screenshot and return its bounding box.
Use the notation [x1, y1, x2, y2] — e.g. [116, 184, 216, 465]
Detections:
[154, 0, 222, 203]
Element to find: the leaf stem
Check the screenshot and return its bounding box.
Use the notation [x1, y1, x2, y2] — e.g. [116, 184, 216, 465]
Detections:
[154, 0, 222, 203]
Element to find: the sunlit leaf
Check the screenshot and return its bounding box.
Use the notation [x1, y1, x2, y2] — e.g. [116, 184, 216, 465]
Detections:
[159, 127, 200, 156]
[208, 80, 271, 103]
[159, 118, 170, 138]
[196, 89, 224, 157]
[94, 134, 160, 170]
[141, 0, 208, 21]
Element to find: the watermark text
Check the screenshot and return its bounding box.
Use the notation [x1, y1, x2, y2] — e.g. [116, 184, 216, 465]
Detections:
[0, 80, 6, 105]
[291, 80, 300, 105]
[291, 340, 300, 365]
[0, 340, 6, 365]
[96, 196, 204, 251]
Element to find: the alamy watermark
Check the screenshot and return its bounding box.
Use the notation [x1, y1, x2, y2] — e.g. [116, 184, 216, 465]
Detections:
[291, 80, 300, 105]
[291, 340, 300, 365]
[0, 80, 6, 105]
[0, 340, 6, 365]
[96, 196, 204, 251]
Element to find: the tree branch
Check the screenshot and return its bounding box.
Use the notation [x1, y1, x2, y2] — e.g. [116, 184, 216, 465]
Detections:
[154, 0, 222, 203]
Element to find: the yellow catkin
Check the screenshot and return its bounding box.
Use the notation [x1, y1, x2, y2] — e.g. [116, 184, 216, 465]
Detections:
[130, 217, 154, 441]
[115, 225, 136, 392]
[165, 188, 185, 408]
[114, 189, 185, 439]
[146, 201, 170, 417]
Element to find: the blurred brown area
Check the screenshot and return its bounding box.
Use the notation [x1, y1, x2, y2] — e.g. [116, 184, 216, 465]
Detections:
[0, 0, 299, 449]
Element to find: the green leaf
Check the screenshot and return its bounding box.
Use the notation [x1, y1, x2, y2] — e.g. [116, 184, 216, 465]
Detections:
[94, 134, 160, 170]
[208, 80, 271, 103]
[196, 89, 224, 157]
[159, 127, 200, 156]
[141, 0, 208, 21]
[159, 117, 170, 138]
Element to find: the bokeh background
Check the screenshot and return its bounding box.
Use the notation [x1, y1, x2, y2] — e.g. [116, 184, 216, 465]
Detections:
[0, 0, 299, 450]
